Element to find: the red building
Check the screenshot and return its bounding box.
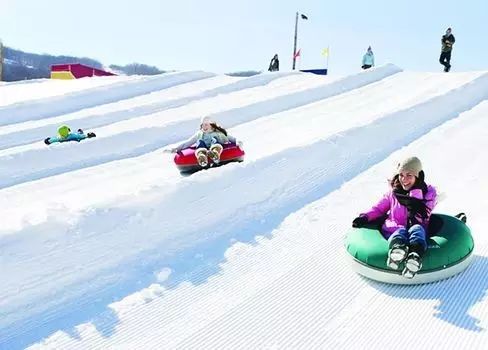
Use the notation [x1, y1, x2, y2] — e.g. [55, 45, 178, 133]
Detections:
[51, 63, 116, 79]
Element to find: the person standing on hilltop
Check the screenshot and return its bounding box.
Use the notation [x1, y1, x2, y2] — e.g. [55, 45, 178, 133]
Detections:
[268, 54, 279, 72]
[361, 46, 375, 70]
[440, 27, 455, 72]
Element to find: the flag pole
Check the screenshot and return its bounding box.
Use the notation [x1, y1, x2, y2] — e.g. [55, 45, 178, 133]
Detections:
[292, 12, 298, 70]
[326, 46, 330, 73]
[0, 39, 3, 81]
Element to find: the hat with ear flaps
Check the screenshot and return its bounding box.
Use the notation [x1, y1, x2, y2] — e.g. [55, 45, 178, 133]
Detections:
[396, 156, 423, 177]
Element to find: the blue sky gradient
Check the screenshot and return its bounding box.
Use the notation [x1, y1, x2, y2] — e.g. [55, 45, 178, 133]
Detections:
[0, 0, 486, 74]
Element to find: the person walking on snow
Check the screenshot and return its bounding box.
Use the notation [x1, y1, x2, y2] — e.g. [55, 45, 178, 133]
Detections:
[170, 116, 241, 167]
[440, 27, 455, 72]
[268, 54, 279, 72]
[351, 157, 437, 279]
[361, 46, 375, 70]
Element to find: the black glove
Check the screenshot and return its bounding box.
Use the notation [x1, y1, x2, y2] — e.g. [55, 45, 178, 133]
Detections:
[394, 193, 429, 224]
[352, 215, 368, 228]
[44, 137, 51, 145]
[394, 193, 426, 214]
[77, 128, 84, 134]
[87, 132, 96, 138]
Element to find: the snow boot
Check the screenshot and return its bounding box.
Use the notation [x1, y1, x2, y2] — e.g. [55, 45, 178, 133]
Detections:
[387, 239, 408, 270]
[402, 252, 422, 279]
[402, 243, 424, 279]
[455, 212, 467, 224]
[195, 148, 208, 167]
[208, 144, 223, 164]
[87, 132, 96, 138]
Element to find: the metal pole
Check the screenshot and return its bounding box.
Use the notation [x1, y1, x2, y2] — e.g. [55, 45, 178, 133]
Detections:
[292, 12, 298, 70]
[0, 39, 3, 81]
[326, 46, 330, 73]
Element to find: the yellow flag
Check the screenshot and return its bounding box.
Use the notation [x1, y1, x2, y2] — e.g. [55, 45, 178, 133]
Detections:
[321, 48, 329, 56]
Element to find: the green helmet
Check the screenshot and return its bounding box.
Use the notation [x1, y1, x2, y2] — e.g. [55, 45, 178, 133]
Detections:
[58, 125, 71, 138]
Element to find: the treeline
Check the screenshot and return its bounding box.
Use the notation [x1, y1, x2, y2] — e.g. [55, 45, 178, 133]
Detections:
[1, 46, 165, 81]
[226, 70, 261, 77]
[1, 45, 264, 82]
[109, 63, 163, 76]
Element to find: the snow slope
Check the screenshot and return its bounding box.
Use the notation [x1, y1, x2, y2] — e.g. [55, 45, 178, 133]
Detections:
[1, 66, 487, 350]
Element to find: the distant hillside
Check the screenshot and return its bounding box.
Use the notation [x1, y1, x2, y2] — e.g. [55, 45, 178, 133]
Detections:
[109, 63, 164, 76]
[1, 46, 165, 81]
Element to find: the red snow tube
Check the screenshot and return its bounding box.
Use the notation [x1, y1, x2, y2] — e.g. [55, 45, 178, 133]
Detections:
[174, 143, 245, 173]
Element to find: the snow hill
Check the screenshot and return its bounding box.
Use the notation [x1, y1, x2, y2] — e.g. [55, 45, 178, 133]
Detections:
[1, 65, 488, 349]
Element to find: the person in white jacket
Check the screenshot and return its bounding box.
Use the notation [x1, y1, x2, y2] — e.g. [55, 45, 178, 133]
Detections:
[170, 116, 240, 167]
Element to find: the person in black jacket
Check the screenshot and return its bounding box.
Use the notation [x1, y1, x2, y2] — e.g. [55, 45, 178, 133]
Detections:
[440, 27, 455, 72]
[268, 54, 279, 72]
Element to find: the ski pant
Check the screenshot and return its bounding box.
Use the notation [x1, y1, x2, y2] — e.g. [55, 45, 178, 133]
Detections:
[388, 224, 427, 253]
[439, 51, 451, 69]
[196, 139, 222, 150]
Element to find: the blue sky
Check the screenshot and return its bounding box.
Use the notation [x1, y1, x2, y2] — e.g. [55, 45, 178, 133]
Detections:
[0, 0, 486, 75]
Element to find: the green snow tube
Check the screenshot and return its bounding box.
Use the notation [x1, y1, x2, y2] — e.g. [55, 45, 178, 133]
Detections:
[345, 214, 474, 284]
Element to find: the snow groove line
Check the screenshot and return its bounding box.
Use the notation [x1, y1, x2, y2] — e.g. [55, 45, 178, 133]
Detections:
[0, 72, 298, 150]
[176, 235, 354, 348]
[66, 222, 344, 349]
[1, 69, 484, 310]
[105, 72, 488, 347]
[0, 71, 474, 236]
[0, 71, 215, 126]
[9, 71, 488, 348]
[88, 224, 346, 348]
[0, 65, 401, 190]
[31, 92, 488, 348]
[30, 74, 488, 348]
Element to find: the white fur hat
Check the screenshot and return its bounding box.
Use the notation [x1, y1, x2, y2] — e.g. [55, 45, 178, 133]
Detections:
[200, 116, 213, 124]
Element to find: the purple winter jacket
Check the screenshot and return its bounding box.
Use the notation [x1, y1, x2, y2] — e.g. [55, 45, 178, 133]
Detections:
[362, 185, 437, 238]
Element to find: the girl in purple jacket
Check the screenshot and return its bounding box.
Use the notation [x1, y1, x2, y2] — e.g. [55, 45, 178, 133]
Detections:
[352, 157, 437, 278]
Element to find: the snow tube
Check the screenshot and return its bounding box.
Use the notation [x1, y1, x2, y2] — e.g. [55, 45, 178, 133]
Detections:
[174, 143, 245, 173]
[345, 214, 474, 284]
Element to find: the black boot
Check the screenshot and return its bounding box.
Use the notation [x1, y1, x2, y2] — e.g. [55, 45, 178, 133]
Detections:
[402, 243, 424, 279]
[387, 238, 408, 270]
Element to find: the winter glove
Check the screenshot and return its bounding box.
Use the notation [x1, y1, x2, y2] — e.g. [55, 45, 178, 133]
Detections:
[352, 215, 368, 228]
[394, 192, 429, 221]
[44, 137, 51, 145]
[87, 132, 96, 138]
[77, 128, 84, 134]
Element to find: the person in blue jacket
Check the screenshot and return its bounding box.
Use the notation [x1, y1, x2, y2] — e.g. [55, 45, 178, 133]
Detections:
[44, 125, 96, 145]
[362, 46, 375, 70]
